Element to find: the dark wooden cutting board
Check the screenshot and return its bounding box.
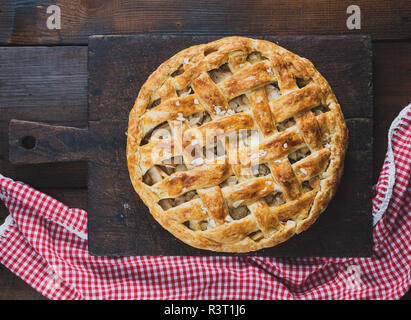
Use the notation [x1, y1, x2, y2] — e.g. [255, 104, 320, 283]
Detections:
[8, 35, 373, 257]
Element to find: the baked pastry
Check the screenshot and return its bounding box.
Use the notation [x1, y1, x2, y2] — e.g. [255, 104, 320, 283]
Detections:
[127, 36, 348, 252]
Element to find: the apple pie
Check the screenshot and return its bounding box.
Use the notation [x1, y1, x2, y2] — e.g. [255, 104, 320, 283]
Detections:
[127, 36, 348, 252]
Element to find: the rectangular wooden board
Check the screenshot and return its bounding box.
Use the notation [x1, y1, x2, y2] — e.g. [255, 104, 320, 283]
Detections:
[87, 35, 373, 256]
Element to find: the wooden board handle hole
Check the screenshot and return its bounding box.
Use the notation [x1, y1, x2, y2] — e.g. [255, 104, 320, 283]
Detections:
[20, 135, 37, 150]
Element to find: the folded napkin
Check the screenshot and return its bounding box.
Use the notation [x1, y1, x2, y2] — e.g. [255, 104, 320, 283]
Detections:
[1, 105, 410, 300]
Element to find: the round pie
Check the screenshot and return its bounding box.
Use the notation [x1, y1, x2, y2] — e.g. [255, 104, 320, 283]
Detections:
[127, 36, 348, 252]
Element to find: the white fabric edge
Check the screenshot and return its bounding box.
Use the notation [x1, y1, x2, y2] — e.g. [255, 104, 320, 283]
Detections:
[53, 220, 88, 240]
[0, 173, 87, 240]
[0, 173, 13, 201]
[0, 214, 14, 237]
[373, 104, 410, 226]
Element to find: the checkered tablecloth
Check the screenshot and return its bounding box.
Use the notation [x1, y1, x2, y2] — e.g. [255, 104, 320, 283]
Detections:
[0, 105, 410, 300]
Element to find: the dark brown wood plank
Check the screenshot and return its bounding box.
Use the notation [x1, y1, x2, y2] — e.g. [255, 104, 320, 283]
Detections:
[0, 120, 87, 159]
[0, 162, 87, 189]
[0, 46, 87, 121]
[0, 121, 87, 189]
[0, 0, 15, 44]
[87, 35, 373, 256]
[8, 120, 90, 164]
[86, 120, 141, 255]
[0, 0, 410, 44]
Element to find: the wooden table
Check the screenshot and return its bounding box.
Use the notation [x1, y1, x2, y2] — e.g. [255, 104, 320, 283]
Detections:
[0, 0, 410, 300]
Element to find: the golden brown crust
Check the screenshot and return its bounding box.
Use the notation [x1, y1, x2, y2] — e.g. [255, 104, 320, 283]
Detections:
[127, 36, 348, 252]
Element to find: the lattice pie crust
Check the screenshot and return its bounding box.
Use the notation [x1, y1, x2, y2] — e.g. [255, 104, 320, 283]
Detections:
[127, 37, 348, 252]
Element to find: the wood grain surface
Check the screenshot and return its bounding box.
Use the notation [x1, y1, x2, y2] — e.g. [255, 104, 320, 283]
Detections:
[0, 0, 410, 44]
[0, 46, 88, 189]
[0, 0, 410, 300]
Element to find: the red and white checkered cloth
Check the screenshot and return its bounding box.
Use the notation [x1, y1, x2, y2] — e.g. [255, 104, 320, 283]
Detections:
[1, 105, 410, 300]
